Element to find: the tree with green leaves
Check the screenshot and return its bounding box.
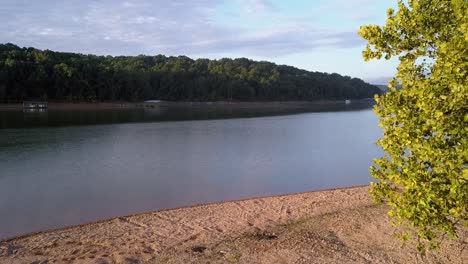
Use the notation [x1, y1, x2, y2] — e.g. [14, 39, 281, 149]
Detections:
[0, 43, 381, 103]
[359, 0, 467, 250]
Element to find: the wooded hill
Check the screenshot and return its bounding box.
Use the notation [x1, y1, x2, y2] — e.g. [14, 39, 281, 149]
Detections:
[0, 43, 381, 103]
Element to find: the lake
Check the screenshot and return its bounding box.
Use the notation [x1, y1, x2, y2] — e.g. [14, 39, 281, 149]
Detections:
[0, 102, 382, 240]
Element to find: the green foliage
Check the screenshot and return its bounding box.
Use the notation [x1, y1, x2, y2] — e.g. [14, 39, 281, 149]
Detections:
[359, 0, 467, 250]
[0, 44, 381, 103]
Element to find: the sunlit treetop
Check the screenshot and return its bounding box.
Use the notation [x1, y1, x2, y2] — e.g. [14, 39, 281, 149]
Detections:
[359, 0, 467, 251]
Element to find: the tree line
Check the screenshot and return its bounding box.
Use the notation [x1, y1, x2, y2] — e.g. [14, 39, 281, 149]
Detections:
[0, 43, 381, 103]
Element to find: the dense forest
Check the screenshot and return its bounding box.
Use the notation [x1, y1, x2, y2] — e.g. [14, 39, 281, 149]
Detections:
[0, 43, 381, 103]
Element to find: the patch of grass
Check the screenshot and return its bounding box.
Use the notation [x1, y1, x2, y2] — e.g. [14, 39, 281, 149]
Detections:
[280, 217, 311, 231]
[224, 251, 242, 263]
[252, 232, 278, 241]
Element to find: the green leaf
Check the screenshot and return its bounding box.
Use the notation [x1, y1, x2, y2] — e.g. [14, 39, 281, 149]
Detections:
[359, 0, 468, 251]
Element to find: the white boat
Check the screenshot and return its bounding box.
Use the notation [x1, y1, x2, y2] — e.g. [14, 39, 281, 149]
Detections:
[144, 100, 162, 108]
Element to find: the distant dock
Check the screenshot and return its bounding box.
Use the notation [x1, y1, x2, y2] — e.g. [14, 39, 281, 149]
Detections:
[23, 101, 48, 111]
[143, 100, 162, 108]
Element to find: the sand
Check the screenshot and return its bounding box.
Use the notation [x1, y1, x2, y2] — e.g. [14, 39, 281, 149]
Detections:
[0, 186, 466, 263]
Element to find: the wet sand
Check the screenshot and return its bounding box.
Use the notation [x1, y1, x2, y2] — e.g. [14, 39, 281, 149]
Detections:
[0, 186, 466, 263]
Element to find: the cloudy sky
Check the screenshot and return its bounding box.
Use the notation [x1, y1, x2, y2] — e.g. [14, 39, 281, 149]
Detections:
[0, 0, 399, 84]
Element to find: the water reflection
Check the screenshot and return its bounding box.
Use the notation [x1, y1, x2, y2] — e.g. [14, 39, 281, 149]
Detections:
[0, 104, 382, 240]
[0, 99, 375, 129]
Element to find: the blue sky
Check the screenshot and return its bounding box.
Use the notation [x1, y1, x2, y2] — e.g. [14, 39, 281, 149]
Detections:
[0, 0, 398, 84]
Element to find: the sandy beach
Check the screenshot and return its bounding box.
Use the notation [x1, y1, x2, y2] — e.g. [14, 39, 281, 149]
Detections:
[1, 186, 466, 263]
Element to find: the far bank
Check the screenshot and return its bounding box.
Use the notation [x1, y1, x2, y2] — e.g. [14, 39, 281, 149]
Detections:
[0, 99, 375, 111]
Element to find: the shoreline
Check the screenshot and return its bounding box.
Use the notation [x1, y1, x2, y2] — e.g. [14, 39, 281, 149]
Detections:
[1, 185, 465, 263]
[0, 185, 367, 243]
[0, 99, 374, 111]
[0, 102, 140, 111]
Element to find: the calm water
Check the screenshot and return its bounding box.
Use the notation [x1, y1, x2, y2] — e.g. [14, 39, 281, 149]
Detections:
[0, 103, 382, 239]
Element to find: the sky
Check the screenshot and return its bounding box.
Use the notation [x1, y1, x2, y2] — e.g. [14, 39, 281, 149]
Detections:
[0, 0, 399, 84]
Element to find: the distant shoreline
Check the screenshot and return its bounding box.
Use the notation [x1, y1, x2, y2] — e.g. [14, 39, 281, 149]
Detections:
[0, 102, 140, 111]
[0, 99, 374, 111]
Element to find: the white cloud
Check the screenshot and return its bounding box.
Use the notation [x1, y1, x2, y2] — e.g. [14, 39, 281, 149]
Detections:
[0, 0, 368, 57]
[129, 16, 158, 25]
[236, 0, 274, 14]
